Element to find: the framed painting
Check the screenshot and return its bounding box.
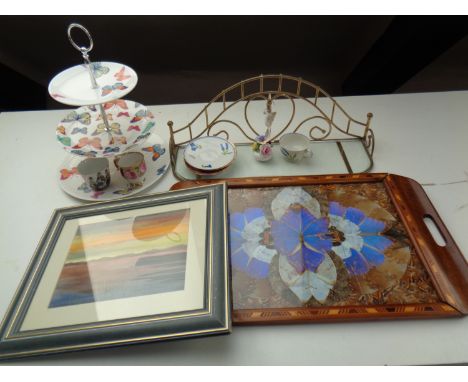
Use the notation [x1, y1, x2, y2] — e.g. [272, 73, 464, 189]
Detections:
[0, 183, 230, 359]
[171, 174, 468, 324]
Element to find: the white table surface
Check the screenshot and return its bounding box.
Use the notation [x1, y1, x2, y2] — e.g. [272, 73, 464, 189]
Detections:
[1, 90, 468, 365]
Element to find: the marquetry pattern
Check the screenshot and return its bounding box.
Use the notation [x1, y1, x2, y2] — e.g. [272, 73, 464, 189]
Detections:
[233, 303, 459, 324]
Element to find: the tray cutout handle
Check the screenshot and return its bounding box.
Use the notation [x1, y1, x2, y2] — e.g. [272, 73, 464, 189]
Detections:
[423, 214, 447, 247]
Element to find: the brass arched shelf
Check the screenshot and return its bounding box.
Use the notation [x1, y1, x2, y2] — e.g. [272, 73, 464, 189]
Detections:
[168, 74, 374, 181]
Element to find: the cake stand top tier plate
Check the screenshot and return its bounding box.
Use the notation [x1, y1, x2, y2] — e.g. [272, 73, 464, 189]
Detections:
[48, 61, 138, 106]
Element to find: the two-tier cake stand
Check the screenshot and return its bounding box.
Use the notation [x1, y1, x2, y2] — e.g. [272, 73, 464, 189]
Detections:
[49, 23, 169, 201]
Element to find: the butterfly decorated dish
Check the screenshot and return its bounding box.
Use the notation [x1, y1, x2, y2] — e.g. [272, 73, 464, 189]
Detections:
[48, 62, 138, 106]
[56, 100, 156, 157]
[58, 133, 170, 202]
[183, 136, 237, 173]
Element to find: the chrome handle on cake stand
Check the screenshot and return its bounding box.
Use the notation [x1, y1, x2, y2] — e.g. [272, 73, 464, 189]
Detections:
[67, 23, 113, 136]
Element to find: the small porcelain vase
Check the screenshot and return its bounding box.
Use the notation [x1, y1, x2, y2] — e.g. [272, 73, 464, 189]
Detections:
[252, 140, 273, 162]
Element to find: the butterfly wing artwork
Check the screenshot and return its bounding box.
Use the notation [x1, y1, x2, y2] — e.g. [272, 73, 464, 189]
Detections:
[117, 112, 130, 118]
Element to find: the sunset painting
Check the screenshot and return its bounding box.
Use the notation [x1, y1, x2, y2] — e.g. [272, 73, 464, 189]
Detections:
[49, 208, 190, 308]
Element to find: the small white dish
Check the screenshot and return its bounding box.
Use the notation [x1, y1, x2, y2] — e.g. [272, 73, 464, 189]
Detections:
[48, 61, 138, 106]
[56, 100, 155, 158]
[183, 136, 236, 172]
[58, 133, 169, 202]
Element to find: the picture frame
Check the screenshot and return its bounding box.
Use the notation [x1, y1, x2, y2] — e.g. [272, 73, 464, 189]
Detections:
[171, 174, 468, 324]
[0, 183, 230, 359]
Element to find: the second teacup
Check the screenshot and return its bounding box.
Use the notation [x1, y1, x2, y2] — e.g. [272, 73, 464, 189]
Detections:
[77, 157, 111, 191]
[114, 152, 147, 186]
[279, 133, 313, 162]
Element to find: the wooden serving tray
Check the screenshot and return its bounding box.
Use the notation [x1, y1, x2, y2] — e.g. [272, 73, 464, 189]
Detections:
[171, 174, 468, 324]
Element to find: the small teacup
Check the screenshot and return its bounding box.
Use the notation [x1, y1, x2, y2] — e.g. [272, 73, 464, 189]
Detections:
[279, 133, 313, 162]
[77, 157, 111, 191]
[114, 152, 147, 186]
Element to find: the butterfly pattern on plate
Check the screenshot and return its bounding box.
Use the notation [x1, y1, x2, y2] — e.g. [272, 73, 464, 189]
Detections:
[134, 132, 151, 144]
[128, 125, 141, 132]
[104, 146, 120, 155]
[92, 123, 122, 136]
[61, 111, 91, 125]
[130, 109, 154, 123]
[189, 142, 201, 151]
[72, 137, 103, 150]
[156, 165, 167, 176]
[101, 82, 128, 96]
[103, 99, 128, 110]
[77, 182, 92, 193]
[96, 113, 113, 121]
[91, 191, 105, 199]
[71, 127, 88, 135]
[90, 62, 110, 78]
[113, 183, 142, 195]
[109, 136, 128, 145]
[142, 144, 166, 161]
[117, 112, 130, 117]
[57, 126, 66, 135]
[60, 167, 78, 180]
[70, 149, 97, 157]
[57, 135, 72, 147]
[114, 66, 131, 81]
[141, 121, 155, 135]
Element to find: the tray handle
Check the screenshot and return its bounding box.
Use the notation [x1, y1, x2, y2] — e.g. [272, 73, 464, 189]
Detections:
[386, 174, 468, 314]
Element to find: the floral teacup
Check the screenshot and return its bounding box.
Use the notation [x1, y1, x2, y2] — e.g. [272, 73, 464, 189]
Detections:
[77, 157, 111, 191]
[114, 152, 146, 186]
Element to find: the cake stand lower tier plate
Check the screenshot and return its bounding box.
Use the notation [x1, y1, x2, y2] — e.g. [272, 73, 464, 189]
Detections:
[56, 100, 155, 158]
[58, 133, 169, 201]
